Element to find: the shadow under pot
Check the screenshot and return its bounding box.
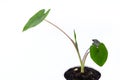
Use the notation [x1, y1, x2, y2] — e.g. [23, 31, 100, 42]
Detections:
[64, 66, 101, 80]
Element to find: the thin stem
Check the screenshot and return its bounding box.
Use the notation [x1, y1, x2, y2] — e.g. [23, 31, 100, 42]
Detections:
[44, 19, 74, 45]
[44, 19, 83, 71]
[80, 48, 90, 73]
[82, 48, 90, 66]
[44, 19, 78, 49]
[75, 43, 84, 73]
[76, 45, 84, 73]
[74, 31, 83, 72]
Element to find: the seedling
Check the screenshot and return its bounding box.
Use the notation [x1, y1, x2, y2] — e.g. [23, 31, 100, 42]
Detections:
[23, 9, 108, 73]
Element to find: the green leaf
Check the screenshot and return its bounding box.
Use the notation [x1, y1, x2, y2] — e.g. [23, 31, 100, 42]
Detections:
[73, 30, 78, 48]
[90, 43, 108, 66]
[74, 30, 77, 42]
[23, 9, 50, 31]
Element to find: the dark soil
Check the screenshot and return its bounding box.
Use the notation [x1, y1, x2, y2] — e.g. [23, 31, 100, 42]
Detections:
[64, 66, 101, 80]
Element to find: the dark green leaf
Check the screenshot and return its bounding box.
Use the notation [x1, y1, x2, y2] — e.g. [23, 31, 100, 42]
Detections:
[23, 9, 50, 31]
[90, 43, 108, 66]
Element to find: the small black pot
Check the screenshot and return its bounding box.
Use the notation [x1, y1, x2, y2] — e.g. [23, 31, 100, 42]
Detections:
[64, 66, 101, 80]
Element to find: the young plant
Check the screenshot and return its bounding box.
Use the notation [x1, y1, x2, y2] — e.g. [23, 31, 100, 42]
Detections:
[23, 9, 108, 73]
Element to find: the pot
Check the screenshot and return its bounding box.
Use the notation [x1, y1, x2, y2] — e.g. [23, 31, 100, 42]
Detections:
[64, 66, 101, 80]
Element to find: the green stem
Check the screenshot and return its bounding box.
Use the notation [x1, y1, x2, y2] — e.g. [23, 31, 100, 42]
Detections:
[74, 30, 83, 72]
[75, 43, 84, 73]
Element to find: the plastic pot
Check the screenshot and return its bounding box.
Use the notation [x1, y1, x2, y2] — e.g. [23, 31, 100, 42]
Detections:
[64, 66, 101, 80]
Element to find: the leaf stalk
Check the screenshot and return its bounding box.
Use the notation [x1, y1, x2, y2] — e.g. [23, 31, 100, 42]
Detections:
[44, 19, 86, 73]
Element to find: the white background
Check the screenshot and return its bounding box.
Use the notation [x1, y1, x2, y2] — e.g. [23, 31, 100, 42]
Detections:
[0, 0, 119, 80]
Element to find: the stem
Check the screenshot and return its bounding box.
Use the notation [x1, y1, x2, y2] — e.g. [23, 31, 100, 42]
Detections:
[44, 19, 83, 72]
[74, 30, 83, 72]
[75, 42, 84, 73]
[44, 19, 74, 45]
[82, 48, 90, 66]
[75, 43, 84, 73]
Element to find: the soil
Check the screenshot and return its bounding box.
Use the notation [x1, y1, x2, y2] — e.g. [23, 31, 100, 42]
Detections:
[64, 66, 101, 80]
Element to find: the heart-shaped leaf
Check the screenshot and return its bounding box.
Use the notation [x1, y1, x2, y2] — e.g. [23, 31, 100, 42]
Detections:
[90, 43, 108, 66]
[23, 9, 50, 31]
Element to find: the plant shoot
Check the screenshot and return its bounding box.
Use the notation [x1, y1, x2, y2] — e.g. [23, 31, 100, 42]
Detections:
[23, 9, 108, 73]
